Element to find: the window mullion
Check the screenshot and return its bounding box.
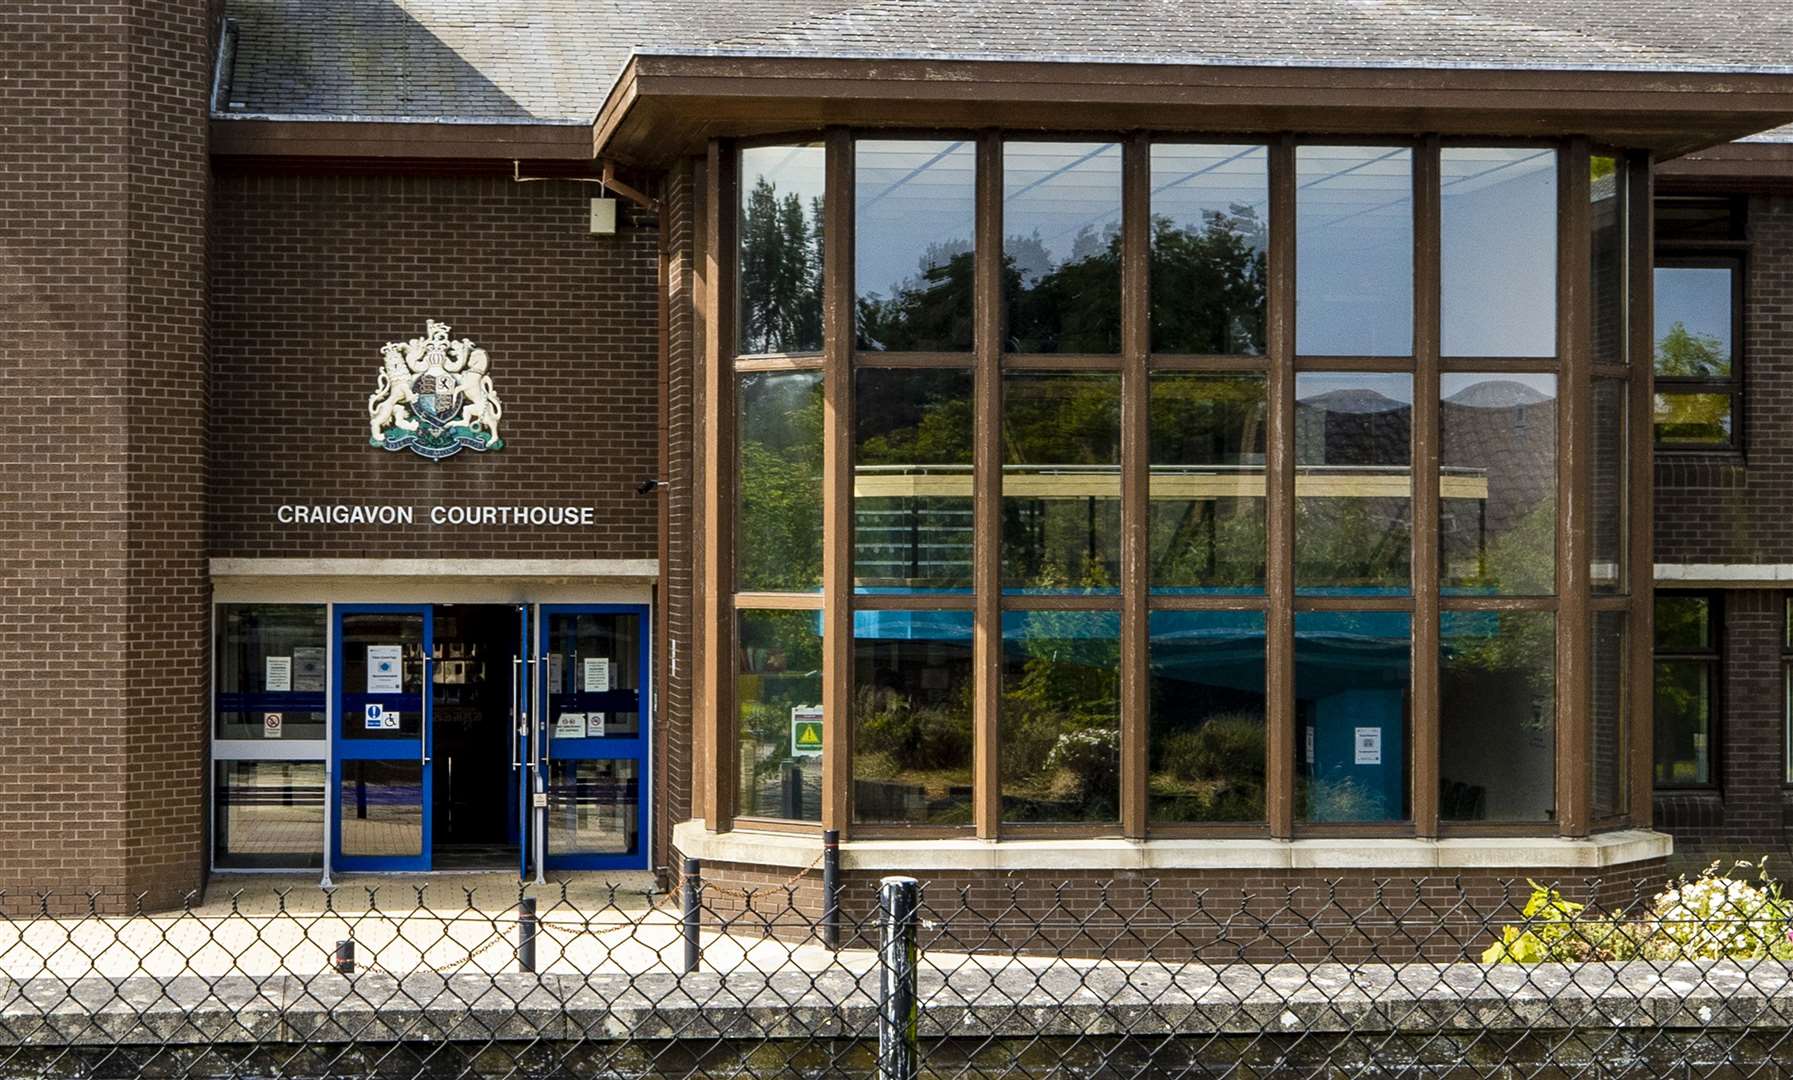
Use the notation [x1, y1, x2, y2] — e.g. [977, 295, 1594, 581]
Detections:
[1556, 138, 1593, 838]
[1120, 133, 1150, 839]
[1412, 138, 1443, 839]
[820, 128, 854, 836]
[1265, 137, 1298, 840]
[972, 131, 1004, 840]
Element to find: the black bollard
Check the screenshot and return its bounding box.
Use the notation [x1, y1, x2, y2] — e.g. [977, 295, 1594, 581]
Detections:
[332, 939, 355, 975]
[518, 896, 537, 974]
[877, 876, 920, 1080]
[822, 829, 841, 950]
[681, 857, 702, 974]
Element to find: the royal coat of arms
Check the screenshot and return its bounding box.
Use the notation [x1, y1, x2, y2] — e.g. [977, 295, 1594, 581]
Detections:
[368, 320, 504, 459]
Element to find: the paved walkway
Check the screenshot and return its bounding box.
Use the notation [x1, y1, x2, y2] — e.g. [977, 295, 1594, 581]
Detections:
[0, 872, 855, 983]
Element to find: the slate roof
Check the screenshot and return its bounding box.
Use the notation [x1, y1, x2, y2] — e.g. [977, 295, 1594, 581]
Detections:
[219, 0, 1793, 125]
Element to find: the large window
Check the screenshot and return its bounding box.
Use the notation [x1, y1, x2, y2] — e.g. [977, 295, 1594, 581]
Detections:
[1653, 594, 1717, 788]
[712, 135, 1649, 842]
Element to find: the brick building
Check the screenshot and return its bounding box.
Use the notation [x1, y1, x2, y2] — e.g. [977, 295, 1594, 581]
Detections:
[7, 2, 1793, 916]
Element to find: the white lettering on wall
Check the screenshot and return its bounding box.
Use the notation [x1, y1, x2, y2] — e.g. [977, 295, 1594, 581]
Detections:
[277, 504, 595, 528]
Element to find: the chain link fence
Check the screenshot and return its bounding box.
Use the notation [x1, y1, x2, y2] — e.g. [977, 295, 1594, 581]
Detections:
[4, 856, 1793, 1078]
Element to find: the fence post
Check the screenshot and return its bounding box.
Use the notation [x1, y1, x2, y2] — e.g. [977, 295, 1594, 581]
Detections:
[877, 876, 920, 1080]
[681, 857, 702, 974]
[332, 939, 355, 975]
[518, 896, 537, 974]
[822, 829, 841, 950]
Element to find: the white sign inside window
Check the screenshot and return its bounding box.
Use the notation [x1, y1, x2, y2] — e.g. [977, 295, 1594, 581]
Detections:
[555, 713, 586, 740]
[262, 712, 283, 739]
[264, 656, 292, 692]
[292, 646, 325, 692]
[587, 714, 607, 738]
[583, 658, 611, 693]
[1354, 726, 1382, 766]
[367, 645, 404, 694]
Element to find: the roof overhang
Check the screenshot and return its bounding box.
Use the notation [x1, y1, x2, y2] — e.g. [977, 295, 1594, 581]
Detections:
[1656, 139, 1793, 191]
[594, 53, 1793, 165]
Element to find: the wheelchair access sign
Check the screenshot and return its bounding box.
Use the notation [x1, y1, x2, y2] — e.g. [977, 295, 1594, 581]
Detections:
[790, 707, 823, 757]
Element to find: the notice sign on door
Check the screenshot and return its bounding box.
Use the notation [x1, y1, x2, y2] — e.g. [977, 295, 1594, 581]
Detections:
[367, 645, 403, 693]
[292, 646, 325, 692]
[583, 657, 611, 693]
[264, 656, 292, 692]
[554, 713, 586, 740]
[790, 706, 824, 757]
[1354, 726, 1382, 766]
[262, 712, 283, 739]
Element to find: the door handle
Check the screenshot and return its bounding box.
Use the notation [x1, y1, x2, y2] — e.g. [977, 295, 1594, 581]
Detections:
[510, 656, 521, 770]
[420, 655, 432, 767]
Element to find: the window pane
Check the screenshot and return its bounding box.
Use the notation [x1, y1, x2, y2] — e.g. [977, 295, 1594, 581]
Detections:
[856, 139, 976, 353]
[1440, 374, 1557, 595]
[1655, 266, 1734, 377]
[1149, 144, 1268, 354]
[1441, 147, 1556, 357]
[340, 761, 424, 857]
[214, 761, 324, 869]
[1003, 141, 1122, 354]
[215, 604, 327, 741]
[1590, 155, 1625, 366]
[1653, 391, 1732, 447]
[1295, 373, 1412, 594]
[1654, 660, 1712, 787]
[1591, 378, 1628, 594]
[738, 144, 825, 355]
[854, 368, 974, 593]
[1440, 612, 1556, 822]
[1150, 373, 1267, 593]
[1295, 611, 1411, 824]
[737, 370, 824, 592]
[1656, 197, 1741, 244]
[1655, 594, 1712, 651]
[853, 611, 974, 826]
[1592, 610, 1629, 817]
[1001, 610, 1121, 824]
[1296, 146, 1413, 357]
[1149, 610, 1267, 823]
[546, 760, 640, 856]
[736, 610, 823, 822]
[1002, 372, 1122, 594]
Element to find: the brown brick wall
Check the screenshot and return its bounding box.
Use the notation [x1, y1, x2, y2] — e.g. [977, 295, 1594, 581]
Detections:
[0, 2, 213, 910]
[658, 162, 699, 874]
[208, 171, 661, 560]
[685, 855, 1669, 960]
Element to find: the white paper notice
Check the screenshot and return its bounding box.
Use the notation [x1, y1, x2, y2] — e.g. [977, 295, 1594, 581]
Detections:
[1354, 726, 1382, 766]
[547, 654, 564, 691]
[555, 713, 586, 739]
[1305, 727, 1315, 765]
[367, 645, 404, 693]
[264, 656, 292, 692]
[586, 714, 607, 738]
[583, 657, 611, 693]
[262, 712, 283, 738]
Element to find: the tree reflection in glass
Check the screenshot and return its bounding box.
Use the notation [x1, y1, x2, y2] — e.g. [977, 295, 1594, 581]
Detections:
[1149, 373, 1267, 592]
[737, 371, 824, 592]
[856, 139, 976, 353]
[1002, 372, 1122, 593]
[736, 610, 823, 822]
[1003, 142, 1123, 354]
[1150, 144, 1268, 355]
[738, 144, 825, 355]
[1000, 610, 1121, 824]
[852, 611, 975, 825]
[1440, 373, 1557, 596]
[1148, 611, 1267, 822]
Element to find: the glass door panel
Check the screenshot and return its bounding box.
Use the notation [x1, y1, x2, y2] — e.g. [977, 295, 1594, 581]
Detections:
[538, 605, 649, 869]
[335, 605, 432, 871]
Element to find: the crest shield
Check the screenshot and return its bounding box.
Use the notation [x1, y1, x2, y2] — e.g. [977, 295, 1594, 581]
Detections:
[368, 321, 504, 460]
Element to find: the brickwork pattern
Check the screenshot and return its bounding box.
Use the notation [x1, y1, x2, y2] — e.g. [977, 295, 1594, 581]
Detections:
[657, 163, 698, 873]
[209, 172, 661, 560]
[0, 2, 213, 911]
[688, 856, 1669, 960]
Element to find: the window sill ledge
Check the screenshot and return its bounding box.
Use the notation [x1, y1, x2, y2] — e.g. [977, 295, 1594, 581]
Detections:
[673, 820, 1672, 873]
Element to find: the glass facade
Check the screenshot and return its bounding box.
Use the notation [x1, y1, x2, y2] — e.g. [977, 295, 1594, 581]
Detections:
[213, 761, 325, 869]
[717, 136, 1649, 842]
[739, 143, 825, 355]
[216, 604, 327, 741]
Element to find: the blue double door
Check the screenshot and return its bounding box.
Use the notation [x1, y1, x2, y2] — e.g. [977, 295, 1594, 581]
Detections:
[332, 603, 650, 875]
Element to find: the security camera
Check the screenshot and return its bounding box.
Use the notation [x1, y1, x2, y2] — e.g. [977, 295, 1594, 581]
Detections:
[636, 479, 664, 495]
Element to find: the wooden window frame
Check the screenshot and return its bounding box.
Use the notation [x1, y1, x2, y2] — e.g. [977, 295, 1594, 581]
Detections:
[696, 130, 1655, 847]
